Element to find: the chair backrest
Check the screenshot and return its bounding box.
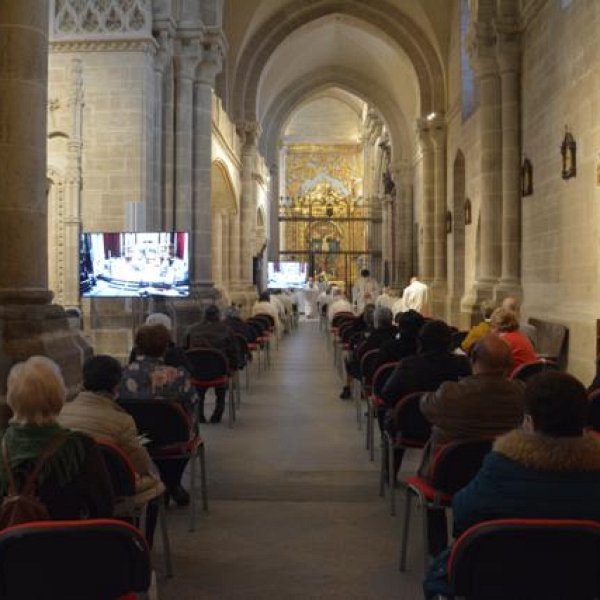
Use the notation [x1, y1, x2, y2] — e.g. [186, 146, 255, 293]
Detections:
[589, 389, 600, 432]
[529, 317, 569, 369]
[186, 346, 229, 381]
[0, 519, 151, 600]
[429, 437, 494, 495]
[117, 399, 190, 447]
[331, 312, 354, 328]
[360, 349, 381, 387]
[372, 362, 399, 400]
[449, 519, 600, 600]
[233, 333, 250, 366]
[245, 320, 264, 339]
[251, 314, 274, 330]
[97, 440, 137, 497]
[393, 391, 432, 446]
[338, 321, 355, 343]
[510, 359, 559, 381]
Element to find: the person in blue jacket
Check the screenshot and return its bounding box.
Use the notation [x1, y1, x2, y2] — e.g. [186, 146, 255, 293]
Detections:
[424, 370, 600, 599]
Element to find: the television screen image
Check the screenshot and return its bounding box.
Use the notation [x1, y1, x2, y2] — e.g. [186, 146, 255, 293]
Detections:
[267, 262, 308, 289]
[80, 232, 190, 298]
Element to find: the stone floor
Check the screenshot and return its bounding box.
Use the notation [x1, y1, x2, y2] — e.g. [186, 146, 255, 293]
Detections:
[154, 319, 425, 600]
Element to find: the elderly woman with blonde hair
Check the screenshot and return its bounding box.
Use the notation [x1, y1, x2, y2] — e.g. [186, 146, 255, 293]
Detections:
[490, 307, 537, 371]
[1, 356, 114, 519]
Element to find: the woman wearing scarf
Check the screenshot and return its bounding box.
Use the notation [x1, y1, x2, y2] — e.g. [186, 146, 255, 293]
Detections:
[1, 356, 113, 520]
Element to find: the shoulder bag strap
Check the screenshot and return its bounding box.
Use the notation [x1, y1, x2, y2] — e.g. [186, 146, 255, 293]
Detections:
[1, 438, 18, 496]
[21, 432, 70, 496]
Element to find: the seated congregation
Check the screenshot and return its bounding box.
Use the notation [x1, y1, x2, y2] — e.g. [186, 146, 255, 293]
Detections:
[324, 286, 600, 599]
[0, 297, 284, 596]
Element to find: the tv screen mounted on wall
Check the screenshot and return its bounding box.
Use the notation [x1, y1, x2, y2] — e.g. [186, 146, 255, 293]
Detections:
[79, 231, 190, 298]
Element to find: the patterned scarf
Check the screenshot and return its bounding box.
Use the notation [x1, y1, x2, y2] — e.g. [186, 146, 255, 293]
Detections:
[0, 422, 86, 495]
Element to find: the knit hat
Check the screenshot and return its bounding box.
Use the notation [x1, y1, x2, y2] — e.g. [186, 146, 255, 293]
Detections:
[145, 312, 172, 331]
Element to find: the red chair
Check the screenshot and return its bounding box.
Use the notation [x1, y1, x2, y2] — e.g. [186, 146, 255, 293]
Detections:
[0, 519, 151, 600]
[509, 358, 559, 381]
[444, 519, 600, 600]
[367, 361, 398, 463]
[98, 440, 172, 578]
[381, 390, 431, 516]
[186, 346, 236, 428]
[359, 349, 381, 452]
[399, 437, 494, 572]
[118, 399, 208, 533]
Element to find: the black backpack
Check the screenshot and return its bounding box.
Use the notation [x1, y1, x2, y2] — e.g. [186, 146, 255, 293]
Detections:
[0, 434, 67, 529]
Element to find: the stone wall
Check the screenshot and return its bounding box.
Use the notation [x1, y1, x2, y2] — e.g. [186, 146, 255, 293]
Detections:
[521, 0, 600, 381]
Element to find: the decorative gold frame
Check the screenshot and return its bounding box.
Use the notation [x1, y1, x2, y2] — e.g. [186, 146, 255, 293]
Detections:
[561, 127, 576, 180]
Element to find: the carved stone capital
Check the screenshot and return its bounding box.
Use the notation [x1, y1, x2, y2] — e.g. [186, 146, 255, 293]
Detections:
[197, 28, 227, 85]
[174, 45, 199, 81]
[467, 21, 498, 79]
[494, 17, 521, 73]
[415, 119, 433, 151]
[236, 121, 260, 148]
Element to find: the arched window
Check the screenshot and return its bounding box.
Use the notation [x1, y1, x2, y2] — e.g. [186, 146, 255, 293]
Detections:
[461, 0, 478, 121]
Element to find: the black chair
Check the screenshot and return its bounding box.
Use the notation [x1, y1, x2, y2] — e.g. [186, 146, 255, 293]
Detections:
[400, 437, 494, 572]
[117, 399, 208, 533]
[510, 358, 559, 381]
[98, 440, 172, 578]
[367, 361, 398, 463]
[0, 519, 151, 600]
[233, 332, 252, 391]
[442, 519, 600, 600]
[186, 346, 236, 428]
[381, 390, 431, 515]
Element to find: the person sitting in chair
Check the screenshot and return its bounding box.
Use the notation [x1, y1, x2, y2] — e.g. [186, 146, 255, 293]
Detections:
[424, 371, 600, 599]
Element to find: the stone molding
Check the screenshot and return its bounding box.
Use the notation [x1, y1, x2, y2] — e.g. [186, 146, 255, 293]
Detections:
[51, 0, 152, 39]
[50, 38, 157, 53]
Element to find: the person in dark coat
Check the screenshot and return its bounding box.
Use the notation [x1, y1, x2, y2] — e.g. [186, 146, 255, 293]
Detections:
[185, 304, 240, 423]
[375, 309, 424, 369]
[424, 371, 600, 599]
[381, 319, 471, 411]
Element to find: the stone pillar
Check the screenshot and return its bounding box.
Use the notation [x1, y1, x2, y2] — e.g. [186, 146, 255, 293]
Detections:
[229, 211, 241, 287]
[370, 195, 383, 282]
[392, 163, 414, 289]
[212, 211, 223, 286]
[495, 16, 523, 299]
[469, 28, 502, 300]
[151, 28, 172, 230]
[416, 120, 434, 283]
[268, 164, 279, 261]
[238, 122, 259, 289]
[192, 41, 222, 289]
[0, 0, 87, 397]
[173, 49, 197, 230]
[63, 59, 84, 309]
[430, 119, 448, 318]
[163, 59, 175, 230]
[221, 215, 230, 285]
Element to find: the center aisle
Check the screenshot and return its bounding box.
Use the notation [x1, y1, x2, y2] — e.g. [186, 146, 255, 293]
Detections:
[157, 320, 423, 599]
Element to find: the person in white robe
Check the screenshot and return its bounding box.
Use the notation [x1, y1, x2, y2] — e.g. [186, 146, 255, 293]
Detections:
[304, 277, 319, 319]
[401, 276, 430, 317]
[352, 269, 381, 313]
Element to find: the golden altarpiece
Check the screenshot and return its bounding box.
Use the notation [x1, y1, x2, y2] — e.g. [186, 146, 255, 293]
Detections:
[279, 144, 374, 292]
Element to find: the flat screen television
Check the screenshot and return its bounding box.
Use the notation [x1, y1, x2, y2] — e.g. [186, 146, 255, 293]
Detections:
[267, 261, 308, 289]
[79, 231, 190, 298]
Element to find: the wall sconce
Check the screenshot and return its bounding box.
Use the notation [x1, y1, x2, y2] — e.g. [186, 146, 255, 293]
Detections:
[561, 127, 576, 180]
[445, 210, 452, 234]
[464, 198, 472, 225]
[521, 156, 533, 197]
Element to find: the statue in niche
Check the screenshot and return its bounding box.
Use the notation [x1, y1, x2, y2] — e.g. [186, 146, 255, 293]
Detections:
[383, 169, 396, 197]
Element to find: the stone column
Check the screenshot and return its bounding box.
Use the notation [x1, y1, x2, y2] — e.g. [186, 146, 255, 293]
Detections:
[268, 164, 279, 261]
[192, 41, 222, 289]
[495, 16, 523, 298]
[173, 49, 197, 230]
[391, 163, 414, 289]
[229, 211, 241, 286]
[211, 211, 223, 286]
[0, 0, 87, 397]
[370, 195, 383, 282]
[221, 214, 230, 285]
[469, 28, 502, 299]
[63, 59, 84, 309]
[151, 28, 172, 230]
[238, 122, 259, 289]
[430, 118, 448, 317]
[416, 120, 434, 283]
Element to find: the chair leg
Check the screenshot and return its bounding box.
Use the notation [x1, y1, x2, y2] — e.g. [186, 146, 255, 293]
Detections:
[369, 405, 376, 462]
[189, 448, 198, 533]
[355, 381, 362, 430]
[400, 488, 413, 572]
[245, 363, 250, 389]
[228, 379, 235, 429]
[234, 371, 241, 408]
[379, 434, 387, 498]
[158, 495, 173, 578]
[199, 443, 209, 513]
[389, 439, 397, 517]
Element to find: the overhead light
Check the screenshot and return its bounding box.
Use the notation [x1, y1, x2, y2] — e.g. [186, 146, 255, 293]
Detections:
[427, 112, 437, 121]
